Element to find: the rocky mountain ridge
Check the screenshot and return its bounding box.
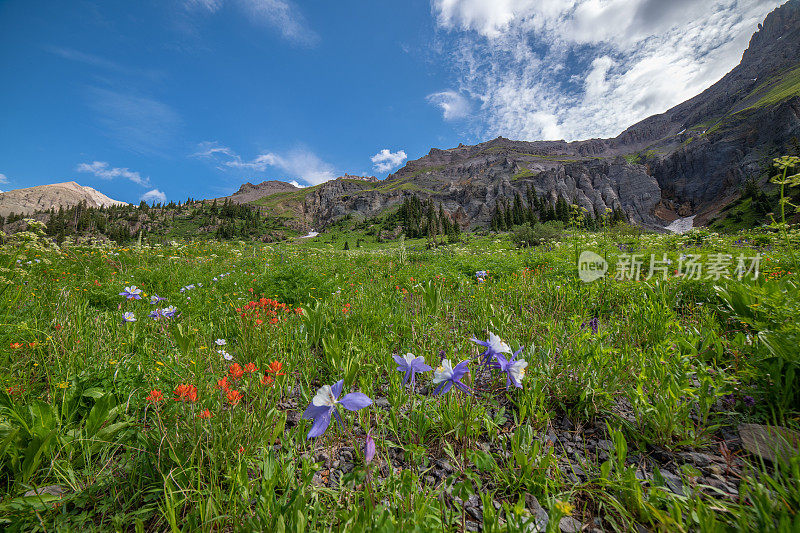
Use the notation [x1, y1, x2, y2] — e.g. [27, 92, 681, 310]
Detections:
[248, 1, 800, 231]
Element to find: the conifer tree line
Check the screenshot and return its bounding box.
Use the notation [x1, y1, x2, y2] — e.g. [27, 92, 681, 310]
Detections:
[397, 196, 461, 240]
[489, 185, 627, 231]
[0, 198, 285, 244]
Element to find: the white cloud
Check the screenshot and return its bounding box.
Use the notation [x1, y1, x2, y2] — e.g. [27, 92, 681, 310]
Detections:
[288, 180, 306, 188]
[0, 173, 8, 185]
[185, 0, 318, 46]
[76, 161, 150, 187]
[193, 142, 336, 185]
[141, 189, 167, 204]
[370, 149, 408, 173]
[185, 0, 223, 12]
[432, 0, 782, 140]
[426, 91, 471, 120]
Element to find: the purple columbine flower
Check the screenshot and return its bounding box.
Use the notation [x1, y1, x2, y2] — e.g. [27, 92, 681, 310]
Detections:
[119, 286, 142, 300]
[365, 430, 376, 464]
[122, 312, 136, 323]
[470, 332, 511, 366]
[302, 380, 372, 439]
[743, 395, 756, 407]
[161, 306, 178, 318]
[432, 359, 471, 395]
[148, 309, 162, 320]
[393, 352, 432, 387]
[581, 317, 599, 334]
[150, 294, 165, 304]
[492, 347, 528, 390]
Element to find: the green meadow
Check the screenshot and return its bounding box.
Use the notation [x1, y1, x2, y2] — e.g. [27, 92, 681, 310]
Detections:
[1, 219, 799, 532]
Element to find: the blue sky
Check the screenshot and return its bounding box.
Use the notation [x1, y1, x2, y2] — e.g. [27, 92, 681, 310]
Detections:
[0, 0, 782, 203]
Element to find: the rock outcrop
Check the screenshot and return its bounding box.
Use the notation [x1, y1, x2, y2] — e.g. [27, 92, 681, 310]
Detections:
[220, 180, 300, 204]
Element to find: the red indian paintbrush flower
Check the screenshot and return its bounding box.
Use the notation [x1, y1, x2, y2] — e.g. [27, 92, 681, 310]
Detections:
[226, 389, 243, 406]
[265, 361, 285, 376]
[146, 390, 164, 403]
[197, 408, 212, 419]
[174, 384, 198, 402]
[244, 362, 257, 373]
[229, 363, 244, 380]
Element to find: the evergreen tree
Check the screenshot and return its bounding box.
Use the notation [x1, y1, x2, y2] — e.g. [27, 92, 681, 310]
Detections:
[512, 193, 524, 225]
[555, 196, 569, 222]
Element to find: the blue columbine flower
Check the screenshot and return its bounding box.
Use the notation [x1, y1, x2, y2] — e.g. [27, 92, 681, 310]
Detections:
[119, 286, 142, 300]
[432, 359, 471, 395]
[302, 380, 372, 439]
[122, 312, 136, 323]
[150, 294, 165, 304]
[492, 347, 528, 390]
[161, 306, 178, 318]
[148, 309, 162, 320]
[392, 352, 432, 387]
[470, 332, 511, 366]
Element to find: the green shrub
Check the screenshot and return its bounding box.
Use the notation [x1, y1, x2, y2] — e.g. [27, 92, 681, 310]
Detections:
[510, 222, 563, 247]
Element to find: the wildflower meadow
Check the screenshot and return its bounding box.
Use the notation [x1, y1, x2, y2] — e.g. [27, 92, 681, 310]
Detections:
[1, 219, 799, 532]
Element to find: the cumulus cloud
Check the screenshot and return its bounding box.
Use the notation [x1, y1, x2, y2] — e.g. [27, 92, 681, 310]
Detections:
[193, 142, 336, 185]
[288, 180, 306, 188]
[185, 0, 319, 46]
[76, 161, 150, 187]
[431, 0, 782, 140]
[370, 149, 408, 173]
[0, 173, 8, 185]
[141, 189, 167, 204]
[426, 91, 471, 120]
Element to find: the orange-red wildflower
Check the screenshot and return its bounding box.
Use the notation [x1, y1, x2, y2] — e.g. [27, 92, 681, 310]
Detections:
[10, 343, 22, 349]
[146, 389, 164, 403]
[216, 377, 230, 391]
[174, 384, 198, 402]
[260, 374, 274, 386]
[197, 408, 212, 419]
[229, 363, 244, 380]
[226, 389, 243, 406]
[265, 361, 285, 376]
[244, 362, 257, 373]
